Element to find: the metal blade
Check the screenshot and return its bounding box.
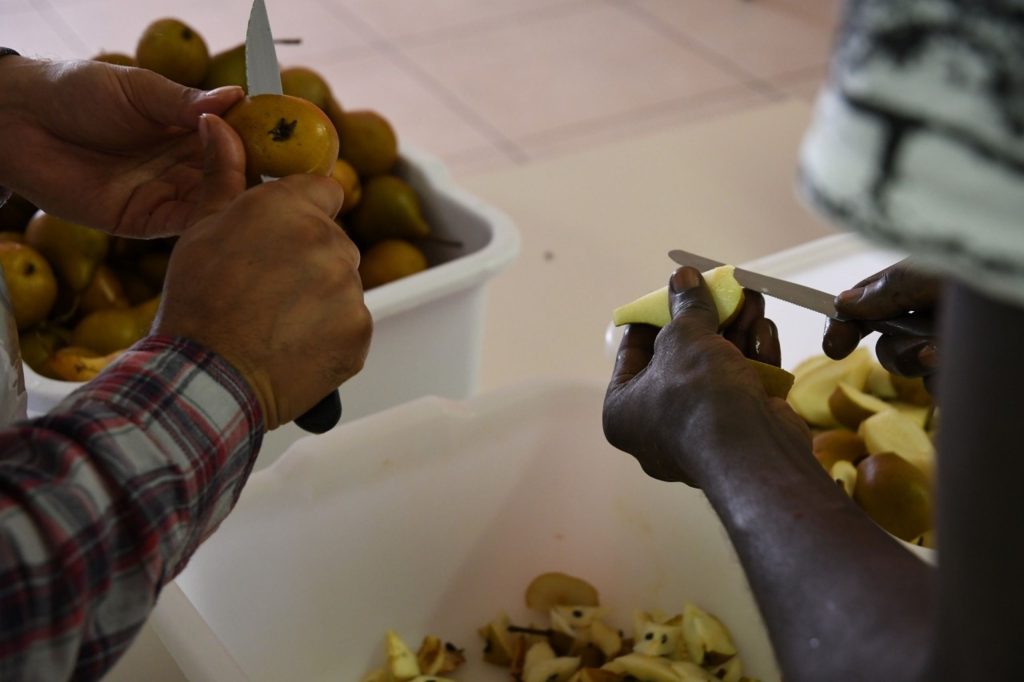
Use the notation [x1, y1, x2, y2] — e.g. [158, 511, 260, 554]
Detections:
[246, 0, 282, 96]
[668, 249, 838, 317]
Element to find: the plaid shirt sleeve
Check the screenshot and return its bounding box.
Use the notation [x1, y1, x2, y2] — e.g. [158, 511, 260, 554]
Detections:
[0, 335, 264, 681]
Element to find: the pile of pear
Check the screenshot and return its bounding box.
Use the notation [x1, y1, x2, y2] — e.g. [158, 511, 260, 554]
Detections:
[102, 17, 447, 290]
[0, 17, 456, 381]
[0, 205, 168, 381]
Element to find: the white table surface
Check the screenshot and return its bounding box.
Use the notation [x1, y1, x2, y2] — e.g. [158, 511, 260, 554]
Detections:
[105, 97, 840, 681]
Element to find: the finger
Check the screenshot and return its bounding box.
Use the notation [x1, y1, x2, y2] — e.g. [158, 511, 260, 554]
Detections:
[835, 263, 941, 320]
[667, 267, 719, 333]
[822, 317, 866, 359]
[750, 318, 782, 367]
[194, 114, 247, 220]
[875, 334, 937, 378]
[609, 324, 659, 388]
[723, 290, 765, 353]
[126, 67, 245, 129]
[276, 174, 345, 219]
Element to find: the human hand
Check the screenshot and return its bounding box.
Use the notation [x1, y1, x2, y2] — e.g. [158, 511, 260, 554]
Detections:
[154, 115, 372, 430]
[0, 56, 244, 237]
[604, 267, 809, 486]
[822, 260, 941, 388]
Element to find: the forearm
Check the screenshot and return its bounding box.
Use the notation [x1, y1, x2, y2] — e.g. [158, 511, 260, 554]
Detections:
[696, 400, 934, 682]
[0, 336, 263, 680]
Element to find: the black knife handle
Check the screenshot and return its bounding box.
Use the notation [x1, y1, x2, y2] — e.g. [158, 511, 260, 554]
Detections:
[293, 390, 342, 434]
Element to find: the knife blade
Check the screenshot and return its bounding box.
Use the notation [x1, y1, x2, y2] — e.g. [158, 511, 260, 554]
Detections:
[245, 0, 283, 96]
[668, 249, 933, 338]
[245, 0, 342, 433]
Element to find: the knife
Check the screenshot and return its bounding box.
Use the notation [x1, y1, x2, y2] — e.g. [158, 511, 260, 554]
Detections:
[668, 249, 934, 338]
[246, 0, 342, 434]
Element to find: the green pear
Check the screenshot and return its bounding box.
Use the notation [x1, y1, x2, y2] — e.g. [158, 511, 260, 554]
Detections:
[203, 43, 247, 91]
[24, 212, 109, 292]
[334, 109, 399, 176]
[348, 175, 431, 246]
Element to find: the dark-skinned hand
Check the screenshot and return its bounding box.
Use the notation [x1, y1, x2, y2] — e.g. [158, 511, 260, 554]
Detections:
[822, 260, 941, 393]
[604, 266, 809, 487]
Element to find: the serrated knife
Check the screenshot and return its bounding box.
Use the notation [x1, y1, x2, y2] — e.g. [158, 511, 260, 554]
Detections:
[246, 0, 342, 434]
[668, 249, 933, 337]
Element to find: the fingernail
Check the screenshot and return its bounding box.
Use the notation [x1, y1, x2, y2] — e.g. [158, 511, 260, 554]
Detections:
[836, 288, 863, 306]
[200, 85, 244, 100]
[198, 113, 210, 147]
[918, 343, 938, 369]
[670, 266, 701, 293]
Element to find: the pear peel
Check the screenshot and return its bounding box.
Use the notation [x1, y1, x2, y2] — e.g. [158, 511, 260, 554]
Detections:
[612, 265, 744, 329]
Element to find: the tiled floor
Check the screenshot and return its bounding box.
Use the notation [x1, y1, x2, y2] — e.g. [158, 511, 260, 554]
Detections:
[3, 0, 842, 175]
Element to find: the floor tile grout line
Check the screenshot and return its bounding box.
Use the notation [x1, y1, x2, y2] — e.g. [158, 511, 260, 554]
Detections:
[612, 0, 783, 99]
[33, 0, 91, 57]
[515, 83, 769, 150]
[315, 0, 530, 165]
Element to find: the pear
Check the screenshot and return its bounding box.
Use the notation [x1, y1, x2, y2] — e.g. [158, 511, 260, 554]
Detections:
[330, 158, 362, 214]
[669, 660, 718, 681]
[281, 66, 332, 110]
[827, 381, 894, 429]
[602, 653, 679, 682]
[890, 374, 932, 407]
[415, 636, 465, 675]
[786, 348, 872, 428]
[812, 429, 868, 471]
[349, 176, 431, 246]
[45, 346, 121, 382]
[358, 239, 428, 290]
[791, 353, 832, 381]
[478, 612, 518, 666]
[79, 264, 130, 314]
[18, 324, 71, 377]
[854, 452, 933, 541]
[612, 265, 745, 329]
[203, 44, 247, 91]
[525, 572, 600, 613]
[385, 630, 421, 681]
[632, 620, 686, 659]
[136, 18, 210, 87]
[24, 212, 110, 292]
[0, 241, 58, 330]
[857, 410, 935, 480]
[334, 109, 399, 177]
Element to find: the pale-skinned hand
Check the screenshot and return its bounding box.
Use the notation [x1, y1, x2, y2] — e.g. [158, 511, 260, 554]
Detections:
[154, 114, 372, 429]
[0, 56, 244, 237]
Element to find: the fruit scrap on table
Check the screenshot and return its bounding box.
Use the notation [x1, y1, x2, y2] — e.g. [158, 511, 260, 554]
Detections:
[475, 572, 759, 682]
[360, 630, 466, 682]
[791, 350, 938, 547]
[613, 266, 795, 400]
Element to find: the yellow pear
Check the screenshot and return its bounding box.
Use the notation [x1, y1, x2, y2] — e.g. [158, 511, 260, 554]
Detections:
[348, 175, 431, 246]
[24, 212, 110, 292]
[136, 18, 210, 87]
[333, 109, 399, 177]
[281, 66, 331, 110]
[358, 239, 428, 290]
[203, 44, 247, 91]
[0, 241, 57, 330]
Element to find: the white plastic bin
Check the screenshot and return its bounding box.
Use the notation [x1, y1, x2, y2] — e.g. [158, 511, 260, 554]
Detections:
[22, 145, 520, 463]
[151, 380, 780, 681]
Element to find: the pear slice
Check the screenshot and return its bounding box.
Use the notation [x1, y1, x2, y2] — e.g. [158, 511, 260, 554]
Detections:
[892, 402, 932, 430]
[385, 630, 421, 681]
[525, 572, 600, 612]
[602, 653, 680, 682]
[590, 620, 624, 659]
[524, 657, 582, 682]
[681, 604, 737, 666]
[611, 265, 745, 329]
[857, 410, 935, 480]
[669, 660, 718, 681]
[569, 669, 626, 682]
[865, 363, 898, 400]
[524, 640, 557, 669]
[551, 605, 607, 641]
[829, 459, 858, 497]
[854, 452, 933, 541]
[828, 381, 895, 429]
[792, 354, 832, 381]
[748, 360, 796, 399]
[632, 621, 686, 659]
[478, 612, 518, 666]
[786, 348, 872, 427]
[890, 374, 932, 407]
[812, 429, 868, 472]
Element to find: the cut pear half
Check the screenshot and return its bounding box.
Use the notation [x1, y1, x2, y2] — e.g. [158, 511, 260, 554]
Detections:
[612, 265, 745, 329]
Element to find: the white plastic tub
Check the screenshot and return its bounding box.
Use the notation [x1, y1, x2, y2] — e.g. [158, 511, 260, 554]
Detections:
[22, 145, 520, 462]
[151, 380, 780, 682]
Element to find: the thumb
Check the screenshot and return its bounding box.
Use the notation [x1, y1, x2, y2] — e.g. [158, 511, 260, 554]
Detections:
[668, 267, 720, 333]
[194, 114, 247, 220]
[126, 67, 244, 129]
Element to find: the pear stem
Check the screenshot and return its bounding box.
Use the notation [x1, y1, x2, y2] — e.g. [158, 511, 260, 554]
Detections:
[274, 38, 303, 45]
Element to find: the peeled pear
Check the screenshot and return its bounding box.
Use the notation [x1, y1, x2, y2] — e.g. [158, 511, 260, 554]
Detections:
[525, 572, 600, 613]
[786, 348, 871, 428]
[681, 603, 737, 667]
[612, 265, 745, 329]
[854, 452, 933, 541]
[827, 381, 894, 430]
[385, 630, 421, 681]
[857, 410, 935, 480]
